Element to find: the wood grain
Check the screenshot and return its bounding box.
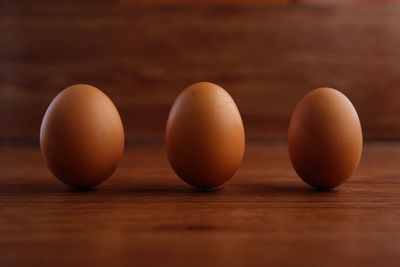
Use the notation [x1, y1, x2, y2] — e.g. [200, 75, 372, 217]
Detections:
[0, 143, 400, 267]
[2, 5, 400, 142]
[298, 0, 400, 4]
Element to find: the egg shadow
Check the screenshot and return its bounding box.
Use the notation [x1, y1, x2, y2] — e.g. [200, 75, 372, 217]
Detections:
[98, 177, 225, 196]
[0, 181, 93, 196]
[235, 181, 340, 196]
[0, 174, 340, 198]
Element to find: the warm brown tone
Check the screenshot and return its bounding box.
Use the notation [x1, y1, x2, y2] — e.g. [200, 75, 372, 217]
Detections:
[166, 82, 245, 188]
[120, 0, 291, 4]
[40, 84, 125, 188]
[3, 4, 400, 143]
[1, 143, 400, 267]
[288, 88, 363, 189]
[299, 0, 400, 4]
[2, 2, 400, 267]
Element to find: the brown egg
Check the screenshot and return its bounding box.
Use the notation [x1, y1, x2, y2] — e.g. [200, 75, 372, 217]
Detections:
[288, 87, 363, 190]
[166, 82, 245, 189]
[40, 84, 124, 189]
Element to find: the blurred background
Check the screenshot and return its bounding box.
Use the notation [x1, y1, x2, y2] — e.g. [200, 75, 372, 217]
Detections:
[1, 0, 400, 145]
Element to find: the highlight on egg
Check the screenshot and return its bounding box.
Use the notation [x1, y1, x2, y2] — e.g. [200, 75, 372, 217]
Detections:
[40, 84, 125, 189]
[288, 87, 363, 190]
[165, 82, 245, 189]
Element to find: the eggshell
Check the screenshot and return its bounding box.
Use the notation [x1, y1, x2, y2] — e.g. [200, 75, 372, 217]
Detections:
[40, 84, 124, 189]
[166, 82, 245, 189]
[288, 87, 363, 190]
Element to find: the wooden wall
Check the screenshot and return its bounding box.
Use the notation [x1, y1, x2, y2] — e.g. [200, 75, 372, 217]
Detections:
[1, 3, 400, 143]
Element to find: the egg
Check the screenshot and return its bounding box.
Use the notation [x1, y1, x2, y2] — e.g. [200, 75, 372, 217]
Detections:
[165, 82, 245, 189]
[288, 87, 363, 190]
[40, 84, 124, 189]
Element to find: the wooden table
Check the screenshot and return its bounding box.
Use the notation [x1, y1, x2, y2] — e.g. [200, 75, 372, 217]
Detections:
[1, 143, 399, 267]
[2, 2, 400, 266]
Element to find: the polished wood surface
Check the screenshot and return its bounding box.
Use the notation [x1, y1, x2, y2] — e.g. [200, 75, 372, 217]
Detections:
[2, 2, 400, 266]
[2, 4, 400, 142]
[1, 143, 400, 267]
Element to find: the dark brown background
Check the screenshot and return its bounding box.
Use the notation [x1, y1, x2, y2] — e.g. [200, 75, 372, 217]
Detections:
[2, 1, 400, 144]
[2, 1, 400, 267]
